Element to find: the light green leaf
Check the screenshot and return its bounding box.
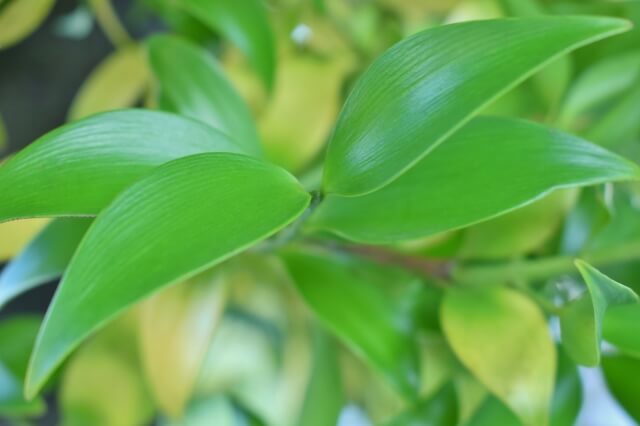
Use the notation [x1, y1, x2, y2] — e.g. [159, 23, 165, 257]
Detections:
[585, 82, 640, 149]
[179, 0, 275, 90]
[0, 0, 55, 49]
[559, 186, 611, 255]
[147, 35, 262, 157]
[602, 303, 640, 357]
[296, 329, 343, 426]
[442, 287, 555, 426]
[282, 247, 422, 398]
[560, 260, 639, 366]
[139, 268, 227, 418]
[385, 383, 458, 426]
[559, 50, 640, 131]
[0, 218, 91, 309]
[160, 397, 236, 426]
[0, 109, 244, 222]
[68, 45, 150, 120]
[458, 190, 577, 260]
[310, 116, 640, 243]
[602, 354, 640, 423]
[60, 323, 154, 426]
[26, 152, 311, 397]
[322, 16, 631, 196]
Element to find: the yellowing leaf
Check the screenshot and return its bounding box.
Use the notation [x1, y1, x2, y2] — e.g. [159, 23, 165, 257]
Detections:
[442, 287, 556, 426]
[69, 45, 150, 120]
[0, 0, 55, 49]
[139, 268, 227, 418]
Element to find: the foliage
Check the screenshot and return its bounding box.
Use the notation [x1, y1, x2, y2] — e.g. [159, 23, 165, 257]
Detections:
[1, 0, 640, 425]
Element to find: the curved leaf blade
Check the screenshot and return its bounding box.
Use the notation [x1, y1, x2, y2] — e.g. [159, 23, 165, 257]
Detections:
[26, 153, 310, 397]
[323, 16, 631, 196]
[179, 0, 276, 90]
[147, 35, 262, 157]
[602, 353, 640, 423]
[0, 219, 91, 309]
[0, 109, 244, 222]
[560, 260, 638, 366]
[442, 287, 556, 426]
[311, 116, 640, 243]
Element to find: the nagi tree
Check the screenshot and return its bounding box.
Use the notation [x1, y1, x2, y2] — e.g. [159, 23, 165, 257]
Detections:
[1, 0, 640, 425]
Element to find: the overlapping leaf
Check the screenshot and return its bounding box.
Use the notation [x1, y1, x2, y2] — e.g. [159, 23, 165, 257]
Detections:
[311, 117, 640, 243]
[0, 109, 244, 222]
[26, 153, 310, 397]
[178, 0, 275, 90]
[283, 248, 422, 398]
[323, 16, 631, 196]
[147, 34, 262, 157]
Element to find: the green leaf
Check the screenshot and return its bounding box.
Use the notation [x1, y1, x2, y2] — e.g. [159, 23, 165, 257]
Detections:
[296, 329, 343, 426]
[322, 16, 631, 196]
[179, 0, 276, 90]
[441, 287, 555, 426]
[147, 35, 262, 157]
[464, 396, 520, 426]
[0, 362, 45, 418]
[0, 218, 91, 309]
[550, 348, 582, 426]
[0, 316, 45, 418]
[585, 81, 640, 149]
[602, 353, 640, 423]
[559, 50, 640, 131]
[68, 45, 150, 120]
[139, 269, 227, 418]
[282, 247, 422, 398]
[310, 116, 640, 243]
[560, 260, 638, 366]
[385, 383, 458, 426]
[26, 152, 310, 397]
[602, 303, 640, 357]
[0, 0, 55, 49]
[0, 109, 244, 222]
[160, 397, 236, 426]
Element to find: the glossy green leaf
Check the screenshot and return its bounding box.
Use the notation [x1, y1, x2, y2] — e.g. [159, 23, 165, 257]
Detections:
[602, 354, 640, 423]
[139, 269, 227, 418]
[0, 109, 244, 222]
[442, 287, 555, 426]
[602, 303, 640, 357]
[147, 34, 262, 157]
[0, 0, 55, 49]
[560, 260, 638, 366]
[68, 45, 150, 120]
[0, 218, 91, 309]
[311, 116, 640, 243]
[283, 247, 422, 398]
[322, 16, 631, 196]
[385, 383, 458, 426]
[296, 329, 343, 426]
[26, 153, 310, 397]
[179, 0, 275, 90]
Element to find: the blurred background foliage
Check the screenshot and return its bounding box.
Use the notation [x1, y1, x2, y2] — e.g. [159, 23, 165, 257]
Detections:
[1, 0, 640, 425]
